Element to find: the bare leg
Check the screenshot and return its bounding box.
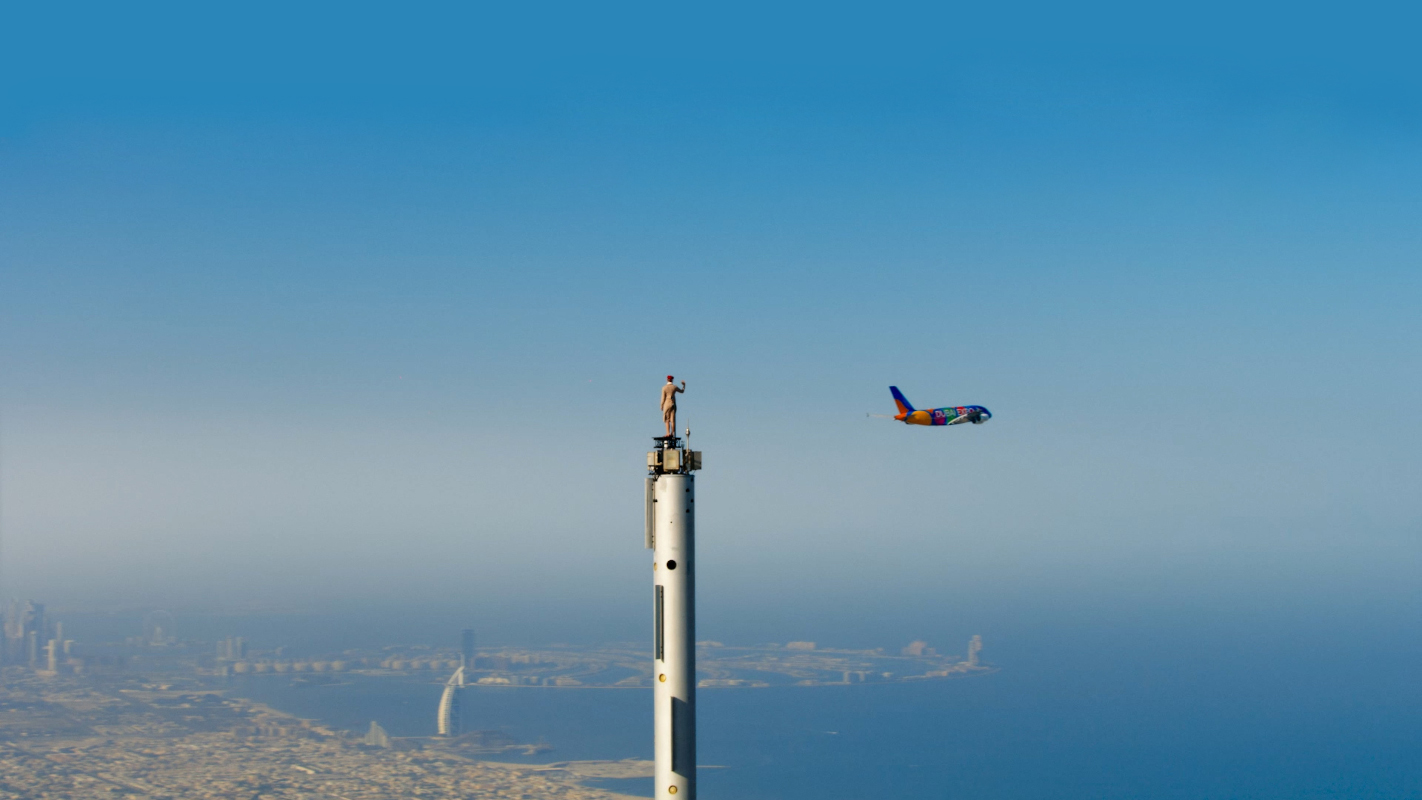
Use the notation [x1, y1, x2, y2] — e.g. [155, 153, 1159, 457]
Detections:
[664, 408, 676, 437]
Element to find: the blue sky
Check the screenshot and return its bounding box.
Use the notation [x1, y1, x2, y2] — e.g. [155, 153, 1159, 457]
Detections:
[1, 3, 1418, 627]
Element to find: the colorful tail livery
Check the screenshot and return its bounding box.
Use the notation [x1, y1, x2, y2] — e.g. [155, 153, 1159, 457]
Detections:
[880, 386, 992, 427]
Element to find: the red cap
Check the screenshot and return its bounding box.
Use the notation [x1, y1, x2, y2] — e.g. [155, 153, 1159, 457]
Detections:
[667, 375, 674, 381]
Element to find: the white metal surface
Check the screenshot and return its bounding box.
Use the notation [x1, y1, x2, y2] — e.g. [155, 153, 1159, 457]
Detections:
[652, 471, 695, 798]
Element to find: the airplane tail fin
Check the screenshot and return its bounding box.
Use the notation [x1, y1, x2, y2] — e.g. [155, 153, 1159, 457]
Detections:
[890, 386, 914, 415]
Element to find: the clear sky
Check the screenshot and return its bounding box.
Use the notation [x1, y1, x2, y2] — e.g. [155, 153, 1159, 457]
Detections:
[2, 2, 1418, 630]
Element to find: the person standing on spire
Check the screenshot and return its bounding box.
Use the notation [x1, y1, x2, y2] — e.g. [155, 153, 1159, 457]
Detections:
[661, 375, 686, 437]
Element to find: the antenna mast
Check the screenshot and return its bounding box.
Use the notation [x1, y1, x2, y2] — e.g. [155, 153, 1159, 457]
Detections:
[645, 433, 702, 798]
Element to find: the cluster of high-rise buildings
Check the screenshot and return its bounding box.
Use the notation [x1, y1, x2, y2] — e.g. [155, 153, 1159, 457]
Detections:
[901, 635, 985, 667]
[216, 636, 248, 660]
[1, 599, 75, 673]
[1, 599, 45, 665]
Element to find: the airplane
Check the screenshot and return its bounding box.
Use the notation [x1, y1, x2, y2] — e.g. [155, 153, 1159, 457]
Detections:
[870, 386, 992, 427]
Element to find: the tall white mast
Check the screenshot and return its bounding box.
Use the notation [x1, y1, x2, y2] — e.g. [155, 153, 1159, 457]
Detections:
[646, 435, 702, 798]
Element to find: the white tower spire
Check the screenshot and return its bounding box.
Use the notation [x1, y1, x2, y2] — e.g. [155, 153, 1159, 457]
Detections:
[647, 434, 702, 798]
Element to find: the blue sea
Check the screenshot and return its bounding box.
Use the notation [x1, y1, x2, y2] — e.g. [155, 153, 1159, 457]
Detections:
[217, 598, 1422, 800]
